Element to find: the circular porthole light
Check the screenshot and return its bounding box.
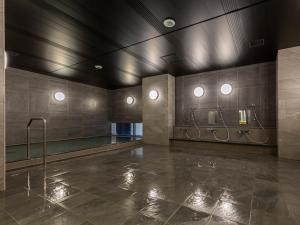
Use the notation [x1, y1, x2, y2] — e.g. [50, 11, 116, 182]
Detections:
[149, 90, 159, 100]
[163, 17, 176, 28]
[220, 84, 232, 95]
[126, 96, 135, 105]
[54, 92, 65, 101]
[94, 64, 103, 70]
[194, 86, 204, 97]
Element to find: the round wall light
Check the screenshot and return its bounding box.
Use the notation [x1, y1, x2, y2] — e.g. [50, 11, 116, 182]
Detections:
[149, 89, 159, 100]
[54, 92, 65, 102]
[220, 83, 233, 95]
[94, 64, 103, 70]
[126, 96, 135, 105]
[194, 86, 204, 97]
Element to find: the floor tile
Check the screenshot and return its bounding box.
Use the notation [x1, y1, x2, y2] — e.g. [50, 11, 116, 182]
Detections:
[0, 191, 43, 212]
[166, 206, 210, 225]
[140, 198, 179, 222]
[208, 215, 245, 225]
[213, 200, 250, 225]
[70, 198, 111, 220]
[250, 195, 297, 225]
[9, 201, 66, 225]
[0, 186, 28, 208]
[95, 188, 135, 203]
[88, 203, 139, 225]
[249, 209, 297, 225]
[59, 191, 99, 209]
[159, 185, 194, 204]
[220, 189, 252, 207]
[39, 211, 93, 225]
[0, 211, 19, 225]
[122, 213, 163, 225]
[193, 184, 224, 200]
[116, 192, 156, 212]
[31, 182, 80, 203]
[2, 145, 300, 225]
[184, 193, 218, 214]
[70, 197, 139, 225]
[84, 185, 120, 197]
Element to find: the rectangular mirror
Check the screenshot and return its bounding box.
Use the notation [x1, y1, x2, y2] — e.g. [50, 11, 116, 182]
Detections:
[208, 110, 217, 125]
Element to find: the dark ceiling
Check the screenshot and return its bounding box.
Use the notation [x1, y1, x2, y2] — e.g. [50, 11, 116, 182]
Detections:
[5, 0, 300, 89]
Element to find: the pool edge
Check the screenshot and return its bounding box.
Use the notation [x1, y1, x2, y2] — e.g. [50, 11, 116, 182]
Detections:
[6, 140, 143, 171]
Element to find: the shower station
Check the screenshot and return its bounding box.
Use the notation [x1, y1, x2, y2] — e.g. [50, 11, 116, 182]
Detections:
[185, 83, 269, 144]
[185, 106, 230, 142]
[239, 104, 269, 144]
[185, 104, 268, 144]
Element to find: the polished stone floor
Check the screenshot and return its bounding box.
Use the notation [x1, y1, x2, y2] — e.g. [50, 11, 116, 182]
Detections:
[1, 144, 300, 225]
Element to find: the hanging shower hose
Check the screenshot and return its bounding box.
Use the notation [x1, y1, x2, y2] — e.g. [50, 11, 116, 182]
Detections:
[185, 108, 201, 140]
[212, 107, 230, 142]
[245, 106, 269, 144]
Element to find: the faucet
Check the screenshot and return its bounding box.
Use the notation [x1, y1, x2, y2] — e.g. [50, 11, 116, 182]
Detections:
[207, 128, 216, 133]
[247, 104, 256, 109]
[237, 130, 250, 135]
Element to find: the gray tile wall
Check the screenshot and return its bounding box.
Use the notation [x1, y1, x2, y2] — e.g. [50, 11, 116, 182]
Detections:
[174, 62, 276, 145]
[0, 0, 5, 190]
[6, 68, 110, 146]
[143, 74, 175, 145]
[109, 86, 142, 123]
[278, 46, 300, 160]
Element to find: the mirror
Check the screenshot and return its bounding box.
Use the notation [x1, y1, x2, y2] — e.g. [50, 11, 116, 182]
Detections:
[208, 111, 217, 125]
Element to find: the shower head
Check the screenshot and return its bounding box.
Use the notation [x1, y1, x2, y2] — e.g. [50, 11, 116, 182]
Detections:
[216, 106, 223, 111]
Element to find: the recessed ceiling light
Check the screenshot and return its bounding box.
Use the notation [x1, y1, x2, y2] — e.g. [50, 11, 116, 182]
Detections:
[163, 17, 176, 28]
[94, 65, 103, 70]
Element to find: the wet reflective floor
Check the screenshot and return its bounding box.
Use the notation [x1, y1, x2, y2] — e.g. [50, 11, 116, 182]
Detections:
[1, 144, 300, 225]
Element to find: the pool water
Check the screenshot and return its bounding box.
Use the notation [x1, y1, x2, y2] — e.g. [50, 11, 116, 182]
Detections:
[6, 136, 141, 162]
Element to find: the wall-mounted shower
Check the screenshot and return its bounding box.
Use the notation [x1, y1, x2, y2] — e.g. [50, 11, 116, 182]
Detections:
[174, 62, 276, 146]
[182, 104, 269, 144]
[185, 106, 230, 142]
[185, 108, 201, 139]
[207, 107, 230, 142]
[238, 104, 269, 144]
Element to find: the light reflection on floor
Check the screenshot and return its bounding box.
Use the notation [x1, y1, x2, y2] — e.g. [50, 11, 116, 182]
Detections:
[1, 144, 300, 225]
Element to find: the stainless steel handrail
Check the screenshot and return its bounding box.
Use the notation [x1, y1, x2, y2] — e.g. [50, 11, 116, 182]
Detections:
[27, 118, 47, 167]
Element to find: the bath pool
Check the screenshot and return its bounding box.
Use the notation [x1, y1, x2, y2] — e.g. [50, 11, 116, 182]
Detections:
[6, 136, 141, 163]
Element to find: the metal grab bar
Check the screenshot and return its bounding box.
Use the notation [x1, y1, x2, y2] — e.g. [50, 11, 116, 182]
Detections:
[27, 118, 47, 167]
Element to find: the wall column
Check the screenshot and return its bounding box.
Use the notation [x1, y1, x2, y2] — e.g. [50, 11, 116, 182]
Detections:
[278, 46, 300, 160]
[142, 74, 175, 145]
[0, 0, 5, 190]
